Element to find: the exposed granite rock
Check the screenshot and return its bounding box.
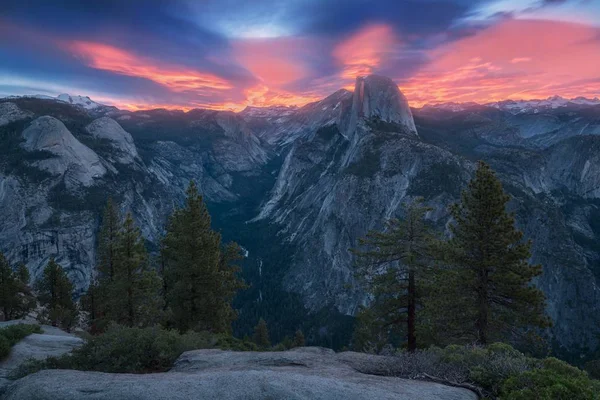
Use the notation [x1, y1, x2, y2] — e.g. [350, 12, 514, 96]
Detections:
[85, 117, 138, 164]
[22, 116, 106, 187]
[0, 102, 33, 127]
[3, 348, 477, 400]
[0, 321, 83, 394]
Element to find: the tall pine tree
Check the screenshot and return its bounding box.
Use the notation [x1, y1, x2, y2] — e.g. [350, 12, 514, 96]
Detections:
[352, 198, 436, 352]
[97, 198, 120, 281]
[84, 207, 162, 330]
[0, 253, 18, 321]
[162, 181, 245, 333]
[36, 258, 78, 330]
[0, 255, 35, 321]
[437, 161, 550, 345]
[112, 213, 162, 327]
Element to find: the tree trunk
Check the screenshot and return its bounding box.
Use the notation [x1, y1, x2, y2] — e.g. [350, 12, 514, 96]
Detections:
[407, 269, 417, 352]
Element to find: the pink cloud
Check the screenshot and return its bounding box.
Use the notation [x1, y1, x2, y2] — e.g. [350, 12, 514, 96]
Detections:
[398, 19, 600, 106]
[333, 24, 400, 84]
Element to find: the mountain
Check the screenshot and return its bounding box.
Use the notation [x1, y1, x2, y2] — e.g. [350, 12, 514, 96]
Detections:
[1, 79, 600, 360]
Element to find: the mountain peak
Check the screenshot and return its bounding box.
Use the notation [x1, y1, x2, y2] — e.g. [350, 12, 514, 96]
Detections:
[56, 93, 103, 110]
[348, 75, 417, 135]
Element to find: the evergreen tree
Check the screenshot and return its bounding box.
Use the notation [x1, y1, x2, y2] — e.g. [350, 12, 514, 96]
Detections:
[0, 255, 35, 321]
[112, 213, 162, 327]
[0, 253, 18, 321]
[161, 181, 245, 333]
[97, 198, 120, 281]
[12, 263, 36, 319]
[84, 211, 162, 330]
[16, 263, 30, 285]
[36, 259, 78, 330]
[437, 161, 550, 345]
[253, 318, 270, 348]
[352, 198, 436, 352]
[293, 329, 305, 347]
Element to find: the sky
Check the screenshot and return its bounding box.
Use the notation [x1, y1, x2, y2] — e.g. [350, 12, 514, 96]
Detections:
[0, 0, 599, 110]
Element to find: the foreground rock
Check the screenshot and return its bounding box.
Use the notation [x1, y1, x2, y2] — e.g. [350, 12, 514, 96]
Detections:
[4, 347, 477, 400]
[0, 321, 83, 393]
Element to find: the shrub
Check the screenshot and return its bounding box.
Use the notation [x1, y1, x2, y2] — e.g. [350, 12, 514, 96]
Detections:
[0, 324, 41, 360]
[11, 324, 257, 379]
[501, 357, 600, 400]
[0, 335, 10, 359]
[0, 324, 42, 346]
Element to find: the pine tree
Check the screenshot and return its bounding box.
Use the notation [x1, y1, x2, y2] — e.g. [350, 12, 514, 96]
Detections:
[0, 255, 35, 321]
[293, 329, 305, 347]
[253, 318, 270, 348]
[16, 263, 30, 285]
[12, 263, 36, 319]
[0, 253, 18, 321]
[439, 161, 550, 345]
[97, 198, 120, 281]
[161, 181, 245, 333]
[112, 213, 162, 327]
[36, 259, 78, 330]
[352, 198, 436, 352]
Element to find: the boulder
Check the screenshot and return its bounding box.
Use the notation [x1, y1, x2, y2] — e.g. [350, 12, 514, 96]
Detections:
[3, 347, 477, 400]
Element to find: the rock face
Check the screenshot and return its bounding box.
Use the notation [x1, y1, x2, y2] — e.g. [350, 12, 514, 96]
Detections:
[85, 117, 138, 164]
[3, 348, 477, 400]
[0, 102, 32, 127]
[22, 116, 106, 186]
[347, 75, 417, 138]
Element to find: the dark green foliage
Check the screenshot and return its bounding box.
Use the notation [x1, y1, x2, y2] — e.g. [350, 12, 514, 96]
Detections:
[428, 161, 550, 345]
[10, 325, 257, 378]
[0, 253, 36, 321]
[0, 335, 9, 359]
[97, 198, 120, 281]
[111, 213, 162, 327]
[35, 259, 78, 330]
[0, 252, 19, 320]
[84, 203, 162, 331]
[293, 329, 305, 347]
[162, 181, 246, 333]
[253, 318, 271, 348]
[352, 198, 436, 352]
[0, 324, 42, 346]
[16, 263, 30, 285]
[0, 324, 42, 360]
[501, 357, 600, 400]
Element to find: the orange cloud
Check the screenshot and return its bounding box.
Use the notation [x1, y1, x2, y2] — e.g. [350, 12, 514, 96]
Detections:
[68, 41, 232, 92]
[334, 24, 400, 83]
[399, 19, 600, 106]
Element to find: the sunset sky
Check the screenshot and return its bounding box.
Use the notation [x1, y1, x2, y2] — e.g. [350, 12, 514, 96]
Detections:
[1, 0, 599, 110]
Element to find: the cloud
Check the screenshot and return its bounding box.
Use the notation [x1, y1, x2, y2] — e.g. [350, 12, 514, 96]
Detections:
[333, 24, 400, 83]
[398, 19, 600, 106]
[67, 41, 233, 93]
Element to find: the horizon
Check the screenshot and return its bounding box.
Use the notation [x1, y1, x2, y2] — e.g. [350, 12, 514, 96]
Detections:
[5, 81, 599, 113]
[1, 0, 599, 111]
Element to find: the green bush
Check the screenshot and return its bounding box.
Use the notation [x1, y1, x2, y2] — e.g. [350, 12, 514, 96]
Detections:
[501, 357, 600, 400]
[0, 324, 42, 346]
[0, 324, 41, 360]
[11, 324, 257, 379]
[0, 335, 10, 359]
